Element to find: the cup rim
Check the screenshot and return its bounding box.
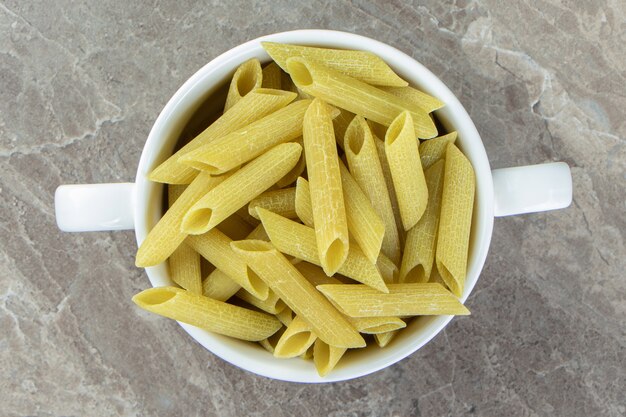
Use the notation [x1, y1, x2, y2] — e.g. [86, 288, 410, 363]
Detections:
[133, 29, 495, 383]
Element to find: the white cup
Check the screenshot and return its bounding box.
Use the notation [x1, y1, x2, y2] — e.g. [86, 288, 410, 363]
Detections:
[55, 30, 572, 383]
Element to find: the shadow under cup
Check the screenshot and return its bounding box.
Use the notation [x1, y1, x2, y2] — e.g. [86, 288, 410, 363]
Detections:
[135, 38, 492, 382]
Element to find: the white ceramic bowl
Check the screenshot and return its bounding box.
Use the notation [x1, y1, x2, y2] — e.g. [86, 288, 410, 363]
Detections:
[55, 30, 572, 383]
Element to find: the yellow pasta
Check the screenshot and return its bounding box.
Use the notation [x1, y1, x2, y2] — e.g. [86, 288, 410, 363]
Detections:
[303, 98, 349, 275]
[344, 116, 401, 264]
[224, 59, 263, 111]
[316, 283, 470, 317]
[286, 57, 437, 138]
[181, 142, 302, 235]
[347, 316, 406, 334]
[235, 206, 260, 227]
[248, 187, 297, 220]
[377, 253, 399, 284]
[399, 160, 445, 283]
[367, 120, 388, 140]
[419, 131, 457, 170]
[149, 89, 296, 184]
[276, 306, 294, 327]
[313, 339, 347, 377]
[301, 344, 315, 360]
[294, 177, 314, 227]
[263, 42, 408, 87]
[167, 184, 202, 294]
[246, 224, 270, 241]
[372, 135, 404, 244]
[385, 112, 428, 230]
[276, 137, 306, 188]
[273, 316, 317, 358]
[132, 287, 281, 341]
[187, 229, 269, 300]
[261, 61, 283, 89]
[179, 100, 311, 175]
[435, 143, 475, 297]
[257, 208, 388, 293]
[379, 85, 445, 113]
[216, 213, 254, 241]
[374, 330, 400, 348]
[202, 269, 241, 301]
[235, 288, 286, 315]
[136, 172, 228, 267]
[332, 108, 355, 150]
[231, 240, 365, 348]
[259, 327, 285, 354]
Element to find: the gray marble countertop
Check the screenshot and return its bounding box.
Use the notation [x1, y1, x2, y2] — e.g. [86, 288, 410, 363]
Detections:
[1, 1, 624, 416]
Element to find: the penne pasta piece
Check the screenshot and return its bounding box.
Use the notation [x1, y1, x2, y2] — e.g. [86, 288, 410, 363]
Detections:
[202, 268, 241, 301]
[344, 116, 401, 264]
[372, 135, 404, 245]
[263, 42, 408, 87]
[377, 253, 399, 284]
[281, 70, 297, 94]
[303, 98, 349, 275]
[273, 316, 317, 358]
[246, 224, 270, 241]
[224, 59, 263, 111]
[286, 57, 437, 138]
[167, 184, 202, 294]
[333, 108, 355, 150]
[235, 288, 286, 315]
[179, 100, 311, 175]
[187, 229, 269, 300]
[316, 283, 470, 317]
[217, 213, 254, 241]
[259, 326, 285, 353]
[295, 177, 314, 227]
[436, 144, 475, 297]
[236, 207, 260, 227]
[231, 240, 365, 348]
[385, 112, 428, 230]
[257, 208, 388, 293]
[367, 120, 388, 140]
[419, 131, 458, 170]
[276, 306, 294, 327]
[149, 89, 296, 184]
[313, 339, 347, 377]
[347, 316, 406, 334]
[261, 62, 283, 89]
[248, 187, 297, 220]
[379, 85, 445, 113]
[276, 137, 306, 188]
[400, 160, 445, 283]
[301, 344, 315, 360]
[374, 330, 400, 348]
[295, 261, 340, 286]
[132, 287, 281, 341]
[181, 142, 302, 235]
[136, 172, 228, 267]
[337, 162, 385, 264]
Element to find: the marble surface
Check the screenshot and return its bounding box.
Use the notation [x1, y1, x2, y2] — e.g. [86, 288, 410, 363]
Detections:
[1, 1, 624, 416]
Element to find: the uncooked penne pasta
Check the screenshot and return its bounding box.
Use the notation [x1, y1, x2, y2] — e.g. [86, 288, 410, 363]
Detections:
[372, 135, 404, 244]
[136, 172, 228, 267]
[179, 100, 311, 175]
[379, 85, 445, 113]
[295, 177, 314, 227]
[303, 98, 349, 275]
[295, 261, 339, 286]
[301, 344, 315, 360]
[231, 240, 365, 349]
[236, 206, 260, 227]
[235, 288, 286, 315]
[374, 330, 400, 348]
[273, 315, 317, 358]
[400, 160, 445, 283]
[202, 269, 241, 301]
[367, 120, 388, 140]
[276, 306, 294, 327]
[385, 112, 428, 230]
[286, 57, 437, 138]
[217, 213, 254, 241]
[132, 287, 281, 341]
[332, 108, 355, 150]
[347, 316, 406, 334]
[257, 208, 388, 293]
[224, 59, 263, 111]
[436, 143, 475, 297]
[248, 188, 297, 220]
[344, 116, 401, 264]
[276, 137, 306, 188]
[261, 62, 283, 89]
[377, 253, 399, 284]
[167, 184, 202, 294]
[181, 142, 302, 235]
[263, 42, 408, 87]
[313, 339, 347, 377]
[187, 229, 269, 300]
[317, 283, 470, 317]
[246, 224, 270, 241]
[149, 89, 296, 184]
[259, 326, 285, 354]
[419, 131, 457, 170]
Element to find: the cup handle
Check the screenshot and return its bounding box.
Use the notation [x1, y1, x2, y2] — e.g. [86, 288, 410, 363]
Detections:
[55, 183, 135, 232]
[492, 162, 572, 217]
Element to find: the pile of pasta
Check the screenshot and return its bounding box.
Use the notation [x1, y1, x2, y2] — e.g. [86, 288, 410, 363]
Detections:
[132, 43, 475, 376]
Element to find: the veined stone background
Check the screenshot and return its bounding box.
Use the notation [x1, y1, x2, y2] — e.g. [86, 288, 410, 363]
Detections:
[1, 1, 624, 416]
